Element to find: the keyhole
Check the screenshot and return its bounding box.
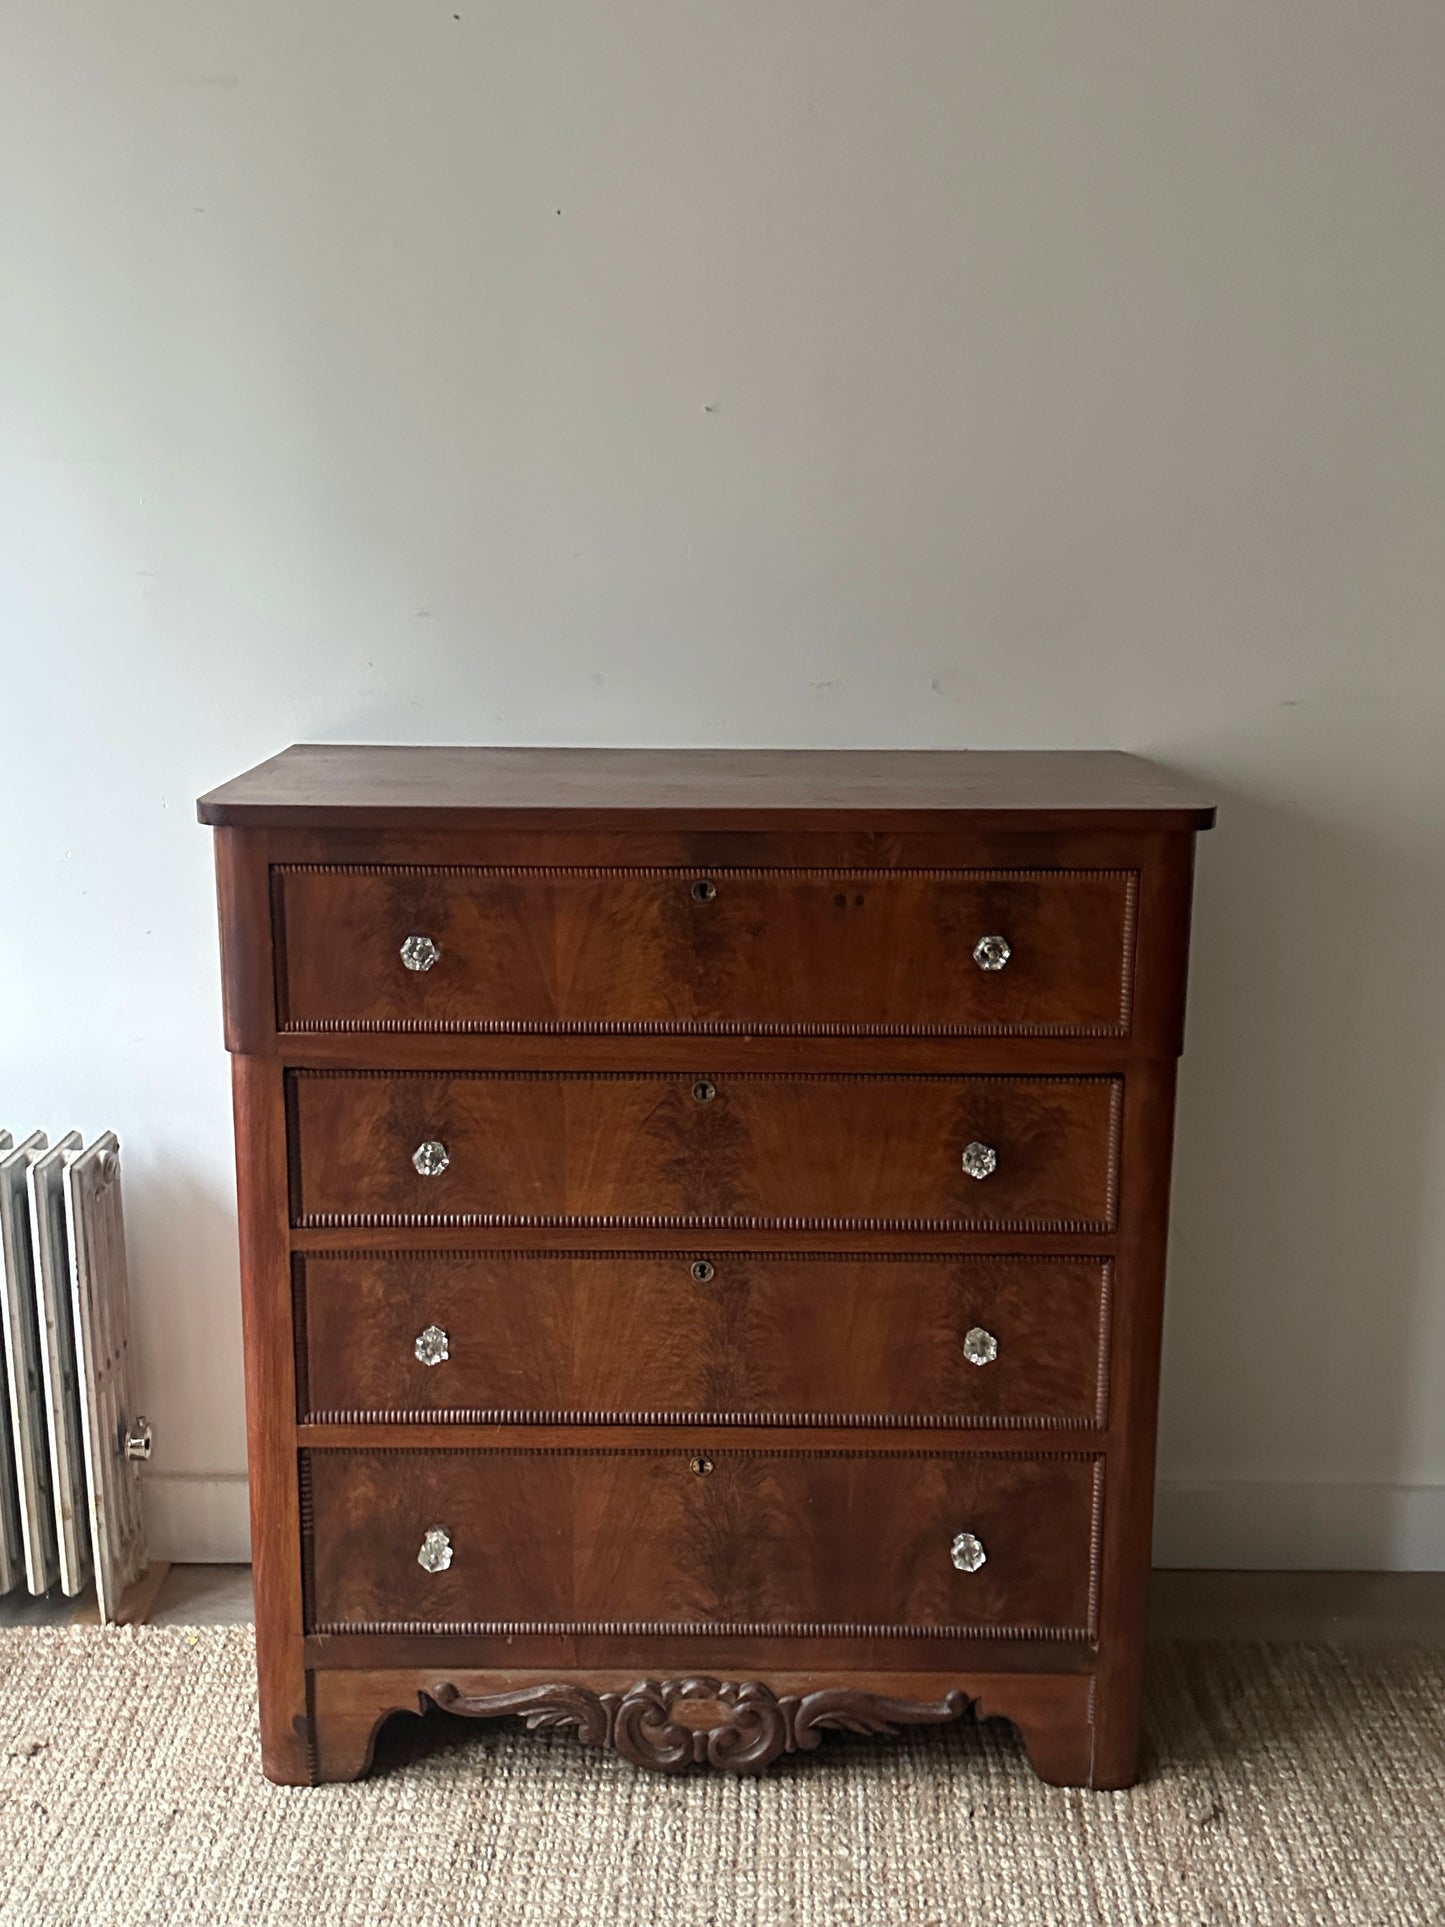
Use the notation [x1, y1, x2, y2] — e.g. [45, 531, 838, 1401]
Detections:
[692, 1080, 717, 1103]
[690, 1259, 715, 1282]
[690, 1455, 715, 1477]
[692, 879, 717, 902]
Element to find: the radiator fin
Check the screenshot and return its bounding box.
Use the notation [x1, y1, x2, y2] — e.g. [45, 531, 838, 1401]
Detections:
[28, 1133, 91, 1596]
[1, 1131, 59, 1594]
[65, 1134, 148, 1620]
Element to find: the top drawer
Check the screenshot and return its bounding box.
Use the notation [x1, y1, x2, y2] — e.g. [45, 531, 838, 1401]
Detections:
[274, 865, 1136, 1037]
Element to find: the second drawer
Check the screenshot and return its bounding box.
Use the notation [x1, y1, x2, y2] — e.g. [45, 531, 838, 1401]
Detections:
[299, 1251, 1110, 1426]
[288, 1071, 1122, 1231]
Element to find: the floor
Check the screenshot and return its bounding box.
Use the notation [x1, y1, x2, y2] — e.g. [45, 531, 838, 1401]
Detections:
[8, 1627, 1443, 1926]
[2, 1564, 1443, 1636]
[0, 1563, 254, 1628]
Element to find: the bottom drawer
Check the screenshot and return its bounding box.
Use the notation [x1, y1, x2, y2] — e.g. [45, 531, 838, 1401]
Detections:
[304, 1448, 1102, 1639]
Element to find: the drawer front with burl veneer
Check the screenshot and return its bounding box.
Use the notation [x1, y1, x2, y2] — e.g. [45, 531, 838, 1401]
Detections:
[298, 1251, 1112, 1429]
[275, 865, 1137, 1038]
[303, 1447, 1103, 1640]
[286, 1071, 1122, 1232]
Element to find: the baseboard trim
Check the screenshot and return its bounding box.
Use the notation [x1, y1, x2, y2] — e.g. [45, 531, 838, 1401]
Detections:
[143, 1474, 251, 1563]
[1155, 1479, 1445, 1571]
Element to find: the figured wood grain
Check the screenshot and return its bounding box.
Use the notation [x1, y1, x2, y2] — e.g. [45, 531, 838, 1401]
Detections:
[275, 866, 1135, 1037]
[298, 1251, 1110, 1428]
[287, 1071, 1122, 1232]
[303, 1448, 1102, 1638]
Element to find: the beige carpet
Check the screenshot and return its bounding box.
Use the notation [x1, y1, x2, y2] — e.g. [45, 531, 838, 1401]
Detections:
[1, 1630, 1442, 1926]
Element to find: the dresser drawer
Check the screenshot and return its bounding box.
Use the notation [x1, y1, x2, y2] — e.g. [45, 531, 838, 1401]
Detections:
[300, 1252, 1109, 1426]
[288, 1072, 1121, 1231]
[304, 1448, 1102, 1637]
[275, 865, 1136, 1037]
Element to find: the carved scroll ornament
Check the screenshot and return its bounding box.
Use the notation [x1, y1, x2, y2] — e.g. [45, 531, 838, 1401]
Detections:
[429, 1676, 972, 1776]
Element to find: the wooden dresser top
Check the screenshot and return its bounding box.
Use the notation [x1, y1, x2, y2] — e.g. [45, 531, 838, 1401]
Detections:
[197, 745, 1215, 833]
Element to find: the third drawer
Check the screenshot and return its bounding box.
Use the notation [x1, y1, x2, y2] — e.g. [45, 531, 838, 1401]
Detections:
[298, 1251, 1111, 1427]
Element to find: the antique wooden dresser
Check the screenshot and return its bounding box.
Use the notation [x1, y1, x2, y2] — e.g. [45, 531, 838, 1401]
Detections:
[198, 746, 1213, 1788]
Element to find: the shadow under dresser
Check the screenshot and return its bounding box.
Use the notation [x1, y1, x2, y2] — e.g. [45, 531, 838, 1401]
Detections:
[197, 745, 1214, 1787]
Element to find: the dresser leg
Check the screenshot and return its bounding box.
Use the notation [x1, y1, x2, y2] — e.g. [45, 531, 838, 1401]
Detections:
[1084, 1668, 1145, 1791]
[1003, 1708, 1095, 1789]
[256, 1667, 316, 1786]
[972, 1673, 1102, 1789]
[308, 1672, 426, 1783]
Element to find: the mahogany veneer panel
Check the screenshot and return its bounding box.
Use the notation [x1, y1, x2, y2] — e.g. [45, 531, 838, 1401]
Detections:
[203, 745, 1211, 1790]
[275, 865, 1135, 1037]
[298, 1251, 1110, 1427]
[303, 1448, 1102, 1638]
[287, 1071, 1121, 1231]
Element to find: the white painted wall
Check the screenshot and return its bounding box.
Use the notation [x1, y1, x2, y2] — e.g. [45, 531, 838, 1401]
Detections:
[3, 2, 1443, 1568]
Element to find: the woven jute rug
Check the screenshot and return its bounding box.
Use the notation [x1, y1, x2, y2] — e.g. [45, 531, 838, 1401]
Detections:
[1, 1629, 1442, 1926]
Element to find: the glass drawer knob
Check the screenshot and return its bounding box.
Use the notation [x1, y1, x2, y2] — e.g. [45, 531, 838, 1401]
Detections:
[963, 1326, 998, 1367]
[417, 1527, 453, 1574]
[961, 1141, 997, 1181]
[414, 1324, 449, 1367]
[413, 1139, 450, 1178]
[950, 1531, 987, 1573]
[972, 934, 1011, 971]
[400, 934, 441, 972]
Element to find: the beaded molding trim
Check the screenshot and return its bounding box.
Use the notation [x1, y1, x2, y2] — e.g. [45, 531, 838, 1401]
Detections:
[311, 1618, 1092, 1641]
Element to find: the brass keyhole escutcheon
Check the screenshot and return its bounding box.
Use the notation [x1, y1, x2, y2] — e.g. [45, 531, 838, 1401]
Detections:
[690, 1259, 715, 1282]
[690, 1455, 715, 1477]
[692, 879, 717, 902]
[692, 1079, 717, 1103]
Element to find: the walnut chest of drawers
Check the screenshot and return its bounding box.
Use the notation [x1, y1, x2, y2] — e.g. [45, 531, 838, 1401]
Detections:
[198, 746, 1213, 1788]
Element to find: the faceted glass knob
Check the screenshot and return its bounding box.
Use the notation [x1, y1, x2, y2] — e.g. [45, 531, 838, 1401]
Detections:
[417, 1527, 453, 1574]
[400, 934, 441, 972]
[414, 1324, 450, 1367]
[972, 934, 1011, 972]
[963, 1326, 999, 1367]
[413, 1140, 450, 1178]
[961, 1141, 998, 1181]
[950, 1531, 987, 1573]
